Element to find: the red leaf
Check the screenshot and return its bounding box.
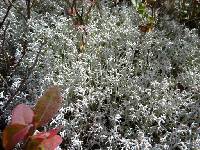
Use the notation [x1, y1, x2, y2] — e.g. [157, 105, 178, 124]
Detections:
[3, 124, 31, 150]
[39, 135, 63, 150]
[25, 128, 62, 150]
[33, 86, 62, 127]
[11, 104, 34, 125]
[13, 124, 33, 144]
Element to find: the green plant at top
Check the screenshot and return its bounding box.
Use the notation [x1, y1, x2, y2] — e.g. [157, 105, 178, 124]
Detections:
[64, 0, 100, 53]
[131, 0, 158, 32]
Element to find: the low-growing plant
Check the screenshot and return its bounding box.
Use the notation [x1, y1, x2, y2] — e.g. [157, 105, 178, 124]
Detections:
[1, 86, 63, 150]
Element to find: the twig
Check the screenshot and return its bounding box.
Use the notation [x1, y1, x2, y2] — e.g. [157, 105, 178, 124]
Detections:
[0, 5, 12, 29]
[11, 4, 27, 21]
[2, 48, 42, 110]
[26, 0, 31, 19]
[10, 38, 28, 77]
[0, 74, 12, 97]
[0, 21, 10, 60]
[184, 17, 200, 24]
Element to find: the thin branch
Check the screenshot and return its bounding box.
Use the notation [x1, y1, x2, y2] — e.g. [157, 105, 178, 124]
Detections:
[0, 5, 12, 29]
[184, 17, 200, 24]
[0, 74, 12, 96]
[11, 4, 27, 21]
[26, 0, 31, 19]
[0, 21, 10, 60]
[10, 39, 28, 77]
[2, 48, 42, 110]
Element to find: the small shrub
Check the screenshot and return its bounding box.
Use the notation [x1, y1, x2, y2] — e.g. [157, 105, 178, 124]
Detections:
[2, 86, 63, 150]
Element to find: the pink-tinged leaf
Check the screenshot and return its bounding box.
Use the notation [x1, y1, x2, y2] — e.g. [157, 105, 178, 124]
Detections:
[32, 128, 61, 140]
[39, 135, 63, 150]
[11, 104, 34, 125]
[13, 124, 33, 144]
[25, 128, 62, 150]
[3, 124, 30, 150]
[33, 86, 62, 127]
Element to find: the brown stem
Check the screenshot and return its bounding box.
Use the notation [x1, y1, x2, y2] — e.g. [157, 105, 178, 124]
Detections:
[10, 38, 28, 77]
[2, 48, 42, 110]
[1, 21, 10, 55]
[26, 0, 31, 19]
[0, 5, 12, 29]
[0, 73, 12, 96]
[11, 4, 27, 21]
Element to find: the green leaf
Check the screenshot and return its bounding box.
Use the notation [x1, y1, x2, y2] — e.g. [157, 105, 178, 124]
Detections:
[25, 137, 42, 150]
[137, 3, 146, 15]
[33, 86, 62, 127]
[147, 16, 155, 23]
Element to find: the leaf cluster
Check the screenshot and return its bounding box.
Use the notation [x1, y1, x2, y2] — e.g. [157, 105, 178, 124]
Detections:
[2, 86, 62, 150]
